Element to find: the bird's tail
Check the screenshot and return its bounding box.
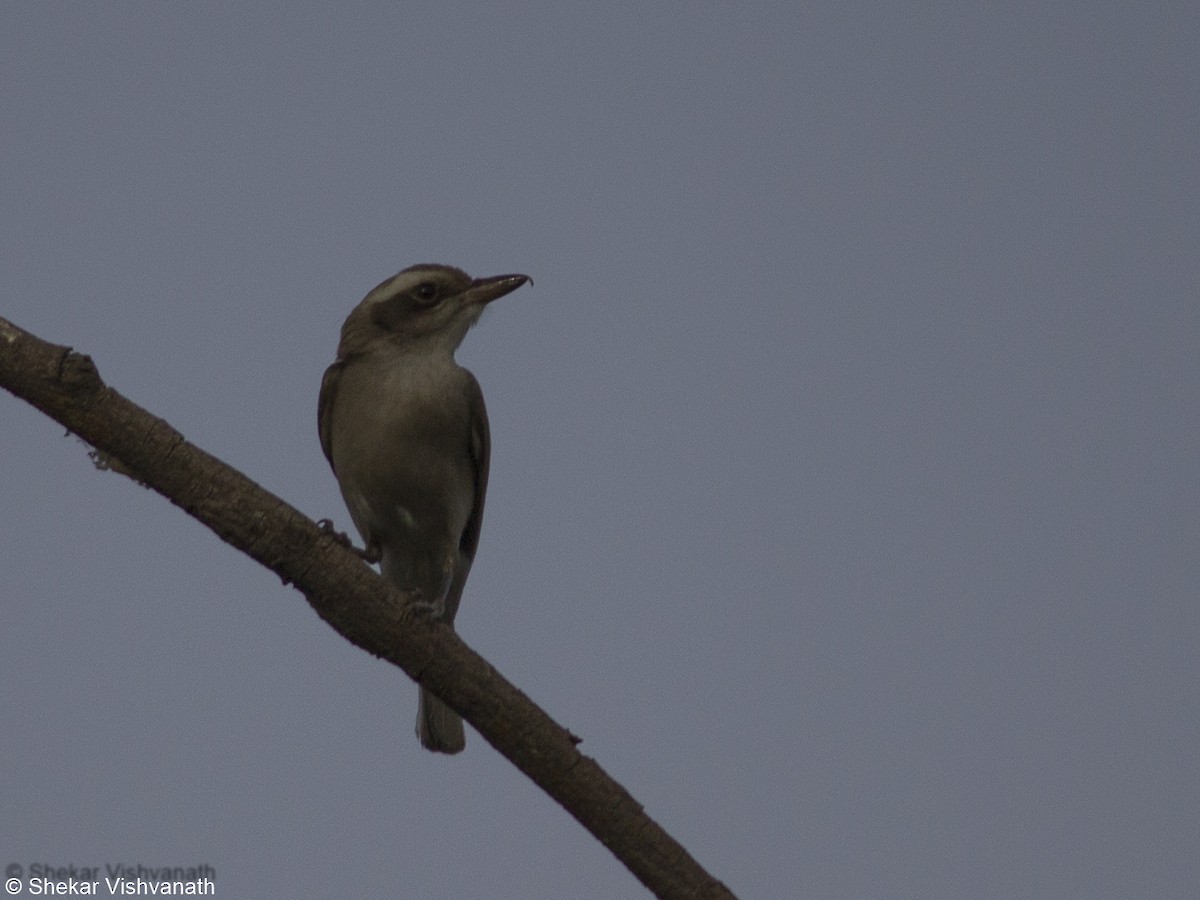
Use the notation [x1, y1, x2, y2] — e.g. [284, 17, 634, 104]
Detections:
[417, 687, 465, 754]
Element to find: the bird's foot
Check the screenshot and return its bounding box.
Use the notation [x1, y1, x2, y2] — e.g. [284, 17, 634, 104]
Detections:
[316, 518, 348, 542]
[405, 592, 446, 620]
[317, 519, 380, 563]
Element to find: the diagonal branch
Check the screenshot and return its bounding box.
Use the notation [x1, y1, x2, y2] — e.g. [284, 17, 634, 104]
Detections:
[0, 316, 735, 900]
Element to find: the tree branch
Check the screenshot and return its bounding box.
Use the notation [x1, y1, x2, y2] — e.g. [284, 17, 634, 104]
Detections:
[0, 316, 735, 900]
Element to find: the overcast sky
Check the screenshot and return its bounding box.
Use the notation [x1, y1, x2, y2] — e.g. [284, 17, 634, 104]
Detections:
[2, 5, 1198, 899]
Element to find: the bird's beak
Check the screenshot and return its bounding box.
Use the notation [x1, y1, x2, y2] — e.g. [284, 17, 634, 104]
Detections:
[465, 273, 530, 306]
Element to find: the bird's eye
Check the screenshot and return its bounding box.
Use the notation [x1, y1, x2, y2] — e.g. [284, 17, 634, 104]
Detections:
[413, 282, 439, 304]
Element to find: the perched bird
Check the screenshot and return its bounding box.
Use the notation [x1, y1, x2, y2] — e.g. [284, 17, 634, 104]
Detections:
[318, 263, 530, 753]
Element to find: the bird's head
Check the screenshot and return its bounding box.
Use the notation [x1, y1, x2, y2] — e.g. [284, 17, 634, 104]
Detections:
[337, 263, 529, 357]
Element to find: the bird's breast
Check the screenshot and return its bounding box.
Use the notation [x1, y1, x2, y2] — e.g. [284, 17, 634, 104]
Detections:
[328, 352, 480, 557]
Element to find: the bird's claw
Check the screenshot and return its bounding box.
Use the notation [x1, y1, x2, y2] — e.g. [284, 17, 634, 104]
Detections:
[407, 594, 446, 619]
[396, 588, 446, 620]
[317, 519, 380, 563]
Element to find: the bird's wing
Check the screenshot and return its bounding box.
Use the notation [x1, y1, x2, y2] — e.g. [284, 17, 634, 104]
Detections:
[316, 359, 345, 466]
[459, 372, 491, 563]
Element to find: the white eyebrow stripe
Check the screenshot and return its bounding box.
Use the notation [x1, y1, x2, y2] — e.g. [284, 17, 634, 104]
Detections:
[366, 272, 423, 304]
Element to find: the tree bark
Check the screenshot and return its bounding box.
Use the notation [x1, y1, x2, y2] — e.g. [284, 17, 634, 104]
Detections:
[0, 316, 736, 900]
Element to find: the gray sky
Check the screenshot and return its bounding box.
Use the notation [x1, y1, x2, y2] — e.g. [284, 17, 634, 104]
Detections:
[3, 5, 1197, 898]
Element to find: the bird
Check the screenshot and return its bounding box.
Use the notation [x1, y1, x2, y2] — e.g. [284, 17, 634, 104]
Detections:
[318, 263, 530, 753]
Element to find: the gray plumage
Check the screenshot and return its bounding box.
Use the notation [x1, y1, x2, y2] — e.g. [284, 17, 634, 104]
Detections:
[318, 263, 529, 753]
